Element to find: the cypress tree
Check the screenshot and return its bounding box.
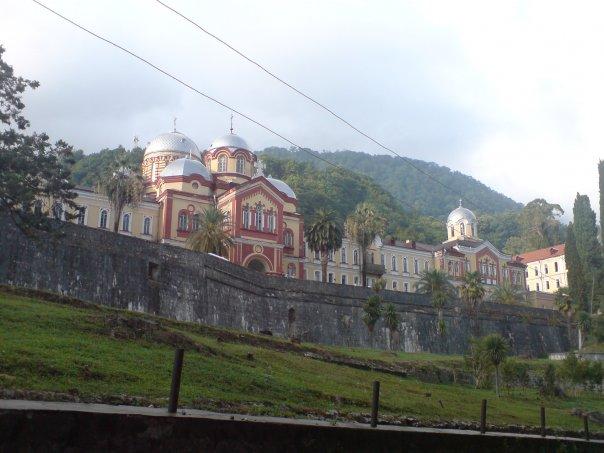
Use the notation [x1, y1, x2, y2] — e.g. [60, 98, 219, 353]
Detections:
[565, 223, 586, 309]
[599, 160, 604, 249]
[572, 194, 601, 311]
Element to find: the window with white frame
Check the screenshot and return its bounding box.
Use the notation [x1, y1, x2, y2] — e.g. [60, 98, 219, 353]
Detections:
[122, 213, 131, 232]
[424, 260, 429, 272]
[99, 209, 108, 229]
[403, 256, 408, 273]
[341, 274, 347, 285]
[218, 155, 227, 172]
[554, 261, 559, 272]
[314, 270, 321, 281]
[353, 249, 359, 265]
[328, 273, 334, 283]
[341, 247, 347, 263]
[544, 264, 549, 274]
[268, 210, 275, 232]
[256, 205, 264, 230]
[284, 230, 293, 247]
[392, 281, 398, 290]
[242, 206, 250, 229]
[178, 212, 188, 231]
[192, 214, 201, 231]
[77, 207, 86, 225]
[391, 255, 397, 271]
[403, 282, 409, 292]
[546, 281, 550, 290]
[143, 217, 151, 235]
[380, 254, 385, 265]
[328, 250, 334, 262]
[413, 258, 419, 274]
[354, 276, 359, 286]
[236, 155, 245, 174]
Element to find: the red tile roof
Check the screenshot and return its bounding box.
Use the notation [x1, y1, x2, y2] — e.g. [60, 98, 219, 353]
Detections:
[516, 244, 565, 263]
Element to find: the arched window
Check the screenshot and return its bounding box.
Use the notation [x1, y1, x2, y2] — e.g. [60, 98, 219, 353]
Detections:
[178, 212, 189, 231]
[218, 155, 227, 172]
[391, 256, 397, 271]
[341, 247, 347, 263]
[99, 209, 108, 229]
[236, 155, 245, 174]
[143, 217, 151, 235]
[122, 213, 131, 232]
[242, 205, 250, 229]
[353, 249, 359, 265]
[450, 226, 455, 237]
[413, 258, 419, 274]
[256, 205, 264, 230]
[192, 213, 201, 230]
[268, 209, 275, 232]
[284, 230, 293, 247]
[460, 223, 465, 236]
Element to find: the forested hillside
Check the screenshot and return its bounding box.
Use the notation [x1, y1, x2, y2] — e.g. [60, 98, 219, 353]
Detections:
[259, 147, 522, 217]
[66, 146, 564, 250]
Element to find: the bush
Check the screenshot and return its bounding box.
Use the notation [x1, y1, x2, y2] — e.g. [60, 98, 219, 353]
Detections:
[586, 361, 602, 391]
[540, 363, 558, 397]
[362, 295, 382, 334]
[464, 337, 493, 389]
[501, 359, 529, 393]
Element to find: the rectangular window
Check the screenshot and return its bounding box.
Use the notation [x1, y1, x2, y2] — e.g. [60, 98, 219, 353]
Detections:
[243, 208, 250, 229]
[414, 259, 419, 275]
[354, 276, 359, 286]
[367, 278, 374, 288]
[546, 281, 550, 290]
[403, 282, 409, 292]
[554, 262, 559, 272]
[314, 270, 321, 282]
[314, 251, 320, 261]
[328, 273, 334, 283]
[392, 281, 398, 290]
[328, 250, 334, 262]
[424, 261, 429, 271]
[534, 268, 538, 276]
[403, 257, 408, 273]
[536, 283, 540, 292]
[556, 279, 560, 288]
[391, 256, 397, 271]
[77, 207, 86, 225]
[380, 254, 385, 265]
[341, 274, 347, 285]
[341, 247, 347, 263]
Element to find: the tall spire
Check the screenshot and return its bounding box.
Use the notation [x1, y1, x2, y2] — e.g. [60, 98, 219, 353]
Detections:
[459, 198, 463, 207]
[230, 113, 234, 134]
[173, 117, 177, 132]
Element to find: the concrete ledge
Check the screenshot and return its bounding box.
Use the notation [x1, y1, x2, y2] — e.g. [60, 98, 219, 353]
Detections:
[1, 400, 601, 452]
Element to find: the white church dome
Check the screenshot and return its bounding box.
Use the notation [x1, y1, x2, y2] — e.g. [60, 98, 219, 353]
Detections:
[208, 133, 250, 151]
[447, 201, 476, 224]
[267, 177, 296, 199]
[145, 132, 201, 159]
[160, 157, 211, 180]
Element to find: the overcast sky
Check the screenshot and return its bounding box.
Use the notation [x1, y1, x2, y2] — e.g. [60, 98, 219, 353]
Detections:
[3, 0, 604, 220]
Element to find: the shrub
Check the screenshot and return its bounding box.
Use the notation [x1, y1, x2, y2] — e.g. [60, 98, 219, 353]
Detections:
[540, 363, 558, 397]
[464, 337, 493, 389]
[362, 295, 382, 334]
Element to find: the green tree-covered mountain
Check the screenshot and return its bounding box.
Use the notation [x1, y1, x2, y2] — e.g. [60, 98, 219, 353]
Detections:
[259, 147, 522, 217]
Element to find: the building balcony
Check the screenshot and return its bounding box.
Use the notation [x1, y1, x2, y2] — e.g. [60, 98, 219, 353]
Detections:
[365, 263, 386, 276]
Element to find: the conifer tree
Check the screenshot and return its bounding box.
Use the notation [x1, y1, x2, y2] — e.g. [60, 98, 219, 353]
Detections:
[572, 194, 601, 311]
[565, 222, 587, 311]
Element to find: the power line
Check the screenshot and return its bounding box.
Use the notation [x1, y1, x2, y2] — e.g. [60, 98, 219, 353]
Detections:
[154, 0, 483, 212]
[31, 0, 523, 259]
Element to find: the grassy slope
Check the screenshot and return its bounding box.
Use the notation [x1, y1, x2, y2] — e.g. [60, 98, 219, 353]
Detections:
[0, 290, 601, 433]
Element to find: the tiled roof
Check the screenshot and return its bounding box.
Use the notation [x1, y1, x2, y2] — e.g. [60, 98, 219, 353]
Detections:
[516, 244, 565, 263]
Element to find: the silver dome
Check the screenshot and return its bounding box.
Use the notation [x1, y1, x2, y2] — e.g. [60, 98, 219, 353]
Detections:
[267, 177, 296, 199]
[160, 157, 211, 180]
[208, 133, 250, 151]
[145, 132, 201, 159]
[447, 202, 476, 224]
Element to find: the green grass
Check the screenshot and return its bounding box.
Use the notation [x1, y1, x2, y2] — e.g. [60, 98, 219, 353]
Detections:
[0, 289, 601, 434]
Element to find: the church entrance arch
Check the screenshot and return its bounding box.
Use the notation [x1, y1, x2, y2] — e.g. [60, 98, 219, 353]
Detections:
[247, 259, 267, 273]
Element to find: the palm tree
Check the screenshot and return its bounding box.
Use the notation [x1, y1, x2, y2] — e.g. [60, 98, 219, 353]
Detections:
[362, 294, 382, 348]
[415, 269, 455, 335]
[490, 282, 525, 305]
[345, 203, 386, 287]
[383, 303, 399, 350]
[555, 287, 575, 343]
[460, 271, 486, 336]
[186, 206, 233, 256]
[99, 156, 144, 233]
[482, 334, 509, 397]
[304, 209, 343, 282]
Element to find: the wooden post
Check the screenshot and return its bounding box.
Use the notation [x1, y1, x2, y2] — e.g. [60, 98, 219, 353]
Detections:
[168, 348, 184, 414]
[584, 415, 590, 441]
[480, 399, 487, 434]
[540, 406, 546, 437]
[370, 381, 380, 428]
